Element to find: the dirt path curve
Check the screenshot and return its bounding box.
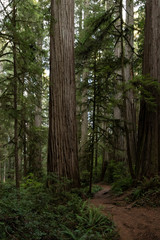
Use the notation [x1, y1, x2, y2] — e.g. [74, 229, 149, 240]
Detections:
[89, 184, 160, 240]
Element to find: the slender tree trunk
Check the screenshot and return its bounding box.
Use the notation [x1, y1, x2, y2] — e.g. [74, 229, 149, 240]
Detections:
[94, 114, 98, 174]
[48, 0, 80, 187]
[89, 55, 97, 193]
[79, 72, 88, 157]
[3, 161, 6, 183]
[34, 105, 42, 175]
[21, 75, 27, 177]
[0, 162, 1, 182]
[13, 0, 20, 188]
[136, 0, 160, 178]
[33, 37, 43, 177]
[94, 104, 99, 176]
[23, 121, 27, 176]
[79, 0, 89, 162]
[100, 121, 109, 181]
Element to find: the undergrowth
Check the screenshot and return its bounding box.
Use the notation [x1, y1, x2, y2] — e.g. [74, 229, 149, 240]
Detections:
[127, 176, 160, 207]
[0, 176, 119, 240]
[105, 161, 133, 195]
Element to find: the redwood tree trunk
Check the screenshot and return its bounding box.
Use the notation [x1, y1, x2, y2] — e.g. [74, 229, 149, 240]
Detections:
[136, 0, 160, 178]
[113, 0, 126, 162]
[124, 0, 136, 178]
[48, 0, 80, 187]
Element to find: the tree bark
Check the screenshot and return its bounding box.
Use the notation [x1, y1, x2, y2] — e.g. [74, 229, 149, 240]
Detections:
[113, 0, 125, 162]
[136, 0, 160, 178]
[13, 0, 20, 188]
[89, 53, 97, 193]
[100, 121, 109, 181]
[124, 0, 136, 177]
[79, 0, 89, 163]
[79, 71, 88, 158]
[33, 36, 43, 177]
[48, 0, 80, 187]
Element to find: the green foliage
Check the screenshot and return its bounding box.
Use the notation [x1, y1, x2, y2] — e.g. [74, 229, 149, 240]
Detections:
[0, 180, 118, 240]
[69, 183, 102, 200]
[131, 74, 160, 110]
[0, 0, 48, 179]
[105, 161, 133, 195]
[61, 202, 118, 240]
[80, 170, 90, 186]
[112, 177, 133, 195]
[128, 177, 160, 207]
[105, 161, 126, 183]
[134, 0, 145, 74]
[82, 184, 102, 199]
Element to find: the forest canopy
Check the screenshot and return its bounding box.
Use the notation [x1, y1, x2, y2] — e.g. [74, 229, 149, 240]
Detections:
[0, 0, 159, 189]
[1, 0, 160, 239]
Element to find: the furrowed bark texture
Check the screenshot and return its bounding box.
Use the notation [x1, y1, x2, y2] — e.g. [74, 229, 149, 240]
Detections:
[113, 1, 126, 162]
[124, 0, 136, 177]
[48, 0, 80, 187]
[136, 0, 160, 178]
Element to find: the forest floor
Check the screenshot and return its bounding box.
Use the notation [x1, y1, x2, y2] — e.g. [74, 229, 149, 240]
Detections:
[89, 184, 160, 240]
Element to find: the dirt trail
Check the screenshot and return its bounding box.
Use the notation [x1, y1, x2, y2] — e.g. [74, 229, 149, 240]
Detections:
[89, 184, 160, 240]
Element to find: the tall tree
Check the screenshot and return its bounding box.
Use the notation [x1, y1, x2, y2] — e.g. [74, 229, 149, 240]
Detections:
[113, 0, 125, 162]
[0, 0, 46, 182]
[48, 0, 80, 187]
[13, 0, 20, 188]
[136, 0, 160, 178]
[76, 0, 89, 167]
[124, 0, 136, 178]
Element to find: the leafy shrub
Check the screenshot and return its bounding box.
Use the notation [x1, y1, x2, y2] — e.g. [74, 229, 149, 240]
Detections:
[0, 179, 119, 240]
[105, 161, 127, 183]
[112, 177, 133, 195]
[80, 170, 90, 186]
[128, 176, 160, 207]
[104, 160, 133, 194]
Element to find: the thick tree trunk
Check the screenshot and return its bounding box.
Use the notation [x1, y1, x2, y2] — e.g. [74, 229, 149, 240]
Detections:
[124, 0, 136, 177]
[136, 0, 160, 178]
[48, 0, 80, 187]
[99, 0, 112, 181]
[113, 0, 126, 162]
